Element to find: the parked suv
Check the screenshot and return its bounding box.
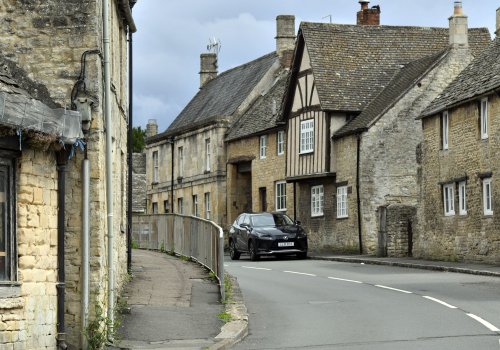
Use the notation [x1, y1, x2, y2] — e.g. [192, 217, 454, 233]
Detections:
[228, 212, 308, 261]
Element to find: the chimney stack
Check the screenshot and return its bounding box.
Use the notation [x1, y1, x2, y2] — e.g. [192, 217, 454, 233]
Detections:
[449, 1, 468, 48]
[199, 53, 218, 88]
[276, 15, 296, 68]
[496, 7, 500, 37]
[357, 1, 380, 26]
[146, 119, 158, 138]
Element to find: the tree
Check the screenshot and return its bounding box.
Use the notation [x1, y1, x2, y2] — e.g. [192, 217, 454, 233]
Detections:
[132, 126, 147, 153]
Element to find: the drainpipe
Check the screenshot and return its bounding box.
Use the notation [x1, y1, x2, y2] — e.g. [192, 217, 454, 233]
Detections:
[127, 28, 133, 272]
[293, 182, 297, 221]
[356, 133, 363, 254]
[81, 155, 90, 349]
[102, 0, 115, 335]
[56, 150, 68, 350]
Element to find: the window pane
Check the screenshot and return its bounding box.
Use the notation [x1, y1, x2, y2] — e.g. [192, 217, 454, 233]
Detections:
[0, 166, 8, 280]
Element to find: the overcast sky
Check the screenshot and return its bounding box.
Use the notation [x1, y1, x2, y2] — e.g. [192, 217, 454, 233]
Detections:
[131, 1, 499, 132]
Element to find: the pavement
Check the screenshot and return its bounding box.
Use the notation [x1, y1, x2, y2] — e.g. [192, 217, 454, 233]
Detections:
[108, 249, 500, 350]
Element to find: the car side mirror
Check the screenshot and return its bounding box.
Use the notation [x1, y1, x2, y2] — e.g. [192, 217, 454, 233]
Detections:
[240, 223, 249, 229]
[295, 220, 301, 225]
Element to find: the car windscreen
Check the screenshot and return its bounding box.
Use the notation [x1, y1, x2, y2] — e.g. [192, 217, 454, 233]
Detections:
[251, 214, 294, 227]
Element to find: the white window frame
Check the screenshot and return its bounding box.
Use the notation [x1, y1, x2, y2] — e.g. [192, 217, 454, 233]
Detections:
[164, 200, 169, 213]
[443, 183, 455, 216]
[259, 135, 267, 159]
[458, 181, 467, 215]
[300, 119, 314, 154]
[152, 202, 158, 214]
[311, 185, 324, 217]
[275, 181, 287, 211]
[480, 97, 488, 140]
[205, 138, 211, 171]
[337, 186, 348, 218]
[277, 130, 285, 155]
[152, 151, 159, 183]
[442, 111, 449, 150]
[483, 178, 493, 216]
[193, 195, 198, 217]
[204, 192, 211, 220]
[177, 197, 183, 214]
[178, 146, 184, 177]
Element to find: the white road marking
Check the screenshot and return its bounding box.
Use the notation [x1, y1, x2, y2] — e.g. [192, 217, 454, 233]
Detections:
[242, 266, 272, 271]
[375, 285, 412, 294]
[328, 277, 363, 284]
[466, 313, 500, 332]
[284, 270, 317, 277]
[422, 296, 458, 309]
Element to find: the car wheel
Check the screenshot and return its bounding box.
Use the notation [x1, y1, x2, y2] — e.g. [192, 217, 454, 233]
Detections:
[229, 240, 240, 260]
[249, 241, 259, 261]
[297, 252, 307, 259]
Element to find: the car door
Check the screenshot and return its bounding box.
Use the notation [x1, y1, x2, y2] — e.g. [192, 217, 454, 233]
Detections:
[234, 214, 247, 251]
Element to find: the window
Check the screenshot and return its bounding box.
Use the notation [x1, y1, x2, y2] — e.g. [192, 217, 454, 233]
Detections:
[300, 120, 314, 154]
[152, 151, 159, 183]
[177, 197, 183, 214]
[337, 186, 348, 218]
[443, 183, 455, 216]
[164, 200, 169, 213]
[0, 155, 15, 282]
[458, 181, 467, 215]
[260, 135, 267, 159]
[205, 138, 211, 171]
[480, 97, 488, 140]
[193, 195, 198, 216]
[311, 185, 324, 217]
[178, 147, 184, 177]
[442, 111, 449, 150]
[204, 192, 211, 220]
[483, 178, 493, 216]
[275, 181, 286, 211]
[152, 202, 158, 214]
[277, 131, 285, 155]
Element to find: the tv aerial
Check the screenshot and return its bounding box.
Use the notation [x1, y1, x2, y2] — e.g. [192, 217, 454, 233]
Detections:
[207, 37, 221, 55]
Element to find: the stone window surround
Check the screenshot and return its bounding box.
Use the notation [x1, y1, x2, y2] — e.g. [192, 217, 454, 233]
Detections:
[482, 177, 493, 216]
[152, 150, 159, 183]
[178, 146, 184, 178]
[205, 192, 211, 220]
[480, 97, 488, 140]
[0, 151, 17, 284]
[311, 185, 324, 217]
[259, 135, 267, 159]
[443, 183, 455, 216]
[178, 197, 184, 214]
[336, 185, 348, 219]
[275, 181, 287, 212]
[458, 181, 467, 216]
[193, 194, 199, 217]
[205, 138, 211, 172]
[277, 130, 285, 155]
[441, 110, 449, 150]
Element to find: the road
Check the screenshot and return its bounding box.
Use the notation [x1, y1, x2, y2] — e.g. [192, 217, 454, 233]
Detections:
[225, 256, 500, 350]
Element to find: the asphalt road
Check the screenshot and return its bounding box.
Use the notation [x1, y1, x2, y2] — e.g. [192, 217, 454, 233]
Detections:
[225, 256, 500, 350]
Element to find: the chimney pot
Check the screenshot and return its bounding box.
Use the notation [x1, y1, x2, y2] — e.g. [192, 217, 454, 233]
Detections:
[453, 1, 463, 16]
[357, 2, 380, 26]
[199, 53, 218, 88]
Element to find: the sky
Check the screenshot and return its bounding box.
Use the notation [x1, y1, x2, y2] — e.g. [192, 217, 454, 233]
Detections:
[131, 0, 499, 133]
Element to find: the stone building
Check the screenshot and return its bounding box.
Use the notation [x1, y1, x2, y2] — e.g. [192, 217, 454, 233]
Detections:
[416, 8, 500, 263]
[279, 1, 490, 253]
[0, 1, 136, 348]
[145, 16, 294, 231]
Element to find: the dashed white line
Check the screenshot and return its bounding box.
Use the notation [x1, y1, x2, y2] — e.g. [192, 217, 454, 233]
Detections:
[241, 266, 272, 271]
[328, 277, 363, 284]
[375, 285, 412, 294]
[466, 313, 500, 332]
[422, 296, 458, 309]
[284, 270, 317, 277]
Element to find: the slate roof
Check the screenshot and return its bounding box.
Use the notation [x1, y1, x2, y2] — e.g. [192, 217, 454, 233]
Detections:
[225, 71, 288, 142]
[334, 49, 448, 138]
[149, 52, 278, 143]
[421, 36, 500, 118]
[299, 22, 490, 113]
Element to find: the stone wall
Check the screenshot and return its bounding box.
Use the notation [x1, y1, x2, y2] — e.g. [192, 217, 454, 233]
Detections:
[0, 1, 130, 347]
[417, 94, 500, 263]
[132, 153, 147, 213]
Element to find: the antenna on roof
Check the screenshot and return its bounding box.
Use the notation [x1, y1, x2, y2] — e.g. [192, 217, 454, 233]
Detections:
[322, 15, 332, 23]
[207, 37, 221, 55]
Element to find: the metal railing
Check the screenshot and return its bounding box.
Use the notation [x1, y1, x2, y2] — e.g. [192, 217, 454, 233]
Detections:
[132, 214, 225, 300]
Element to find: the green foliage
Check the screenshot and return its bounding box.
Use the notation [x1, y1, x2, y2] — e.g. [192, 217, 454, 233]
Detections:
[132, 126, 147, 153]
[159, 241, 165, 252]
[217, 311, 232, 323]
[131, 240, 139, 249]
[222, 273, 233, 305]
[84, 301, 113, 350]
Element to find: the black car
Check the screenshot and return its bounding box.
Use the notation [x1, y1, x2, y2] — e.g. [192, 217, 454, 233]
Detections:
[228, 212, 308, 261]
